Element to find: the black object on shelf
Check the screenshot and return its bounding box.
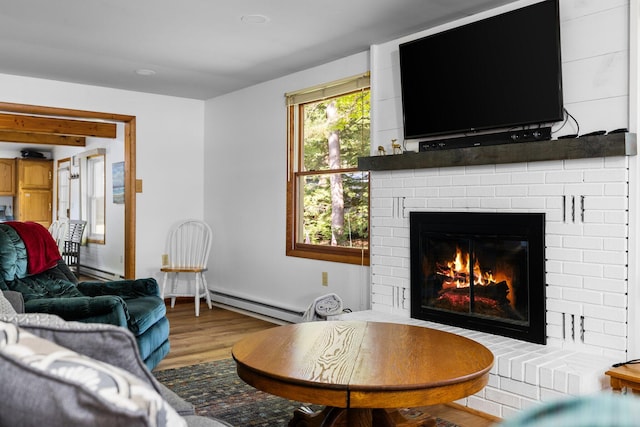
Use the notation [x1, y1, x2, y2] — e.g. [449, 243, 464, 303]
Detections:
[20, 149, 45, 159]
[608, 128, 628, 134]
[580, 130, 606, 137]
[419, 127, 551, 152]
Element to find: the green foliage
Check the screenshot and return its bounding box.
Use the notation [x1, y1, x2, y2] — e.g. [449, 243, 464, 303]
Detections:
[300, 90, 370, 249]
[303, 91, 370, 171]
[301, 172, 369, 248]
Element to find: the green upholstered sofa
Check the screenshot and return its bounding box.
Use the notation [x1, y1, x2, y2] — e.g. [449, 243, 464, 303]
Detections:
[0, 221, 169, 370]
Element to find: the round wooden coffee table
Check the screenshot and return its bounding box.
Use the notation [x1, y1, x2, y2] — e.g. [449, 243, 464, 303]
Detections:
[232, 320, 494, 427]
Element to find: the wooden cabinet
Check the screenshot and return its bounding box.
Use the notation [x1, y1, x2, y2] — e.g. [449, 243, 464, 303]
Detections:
[15, 159, 53, 228]
[17, 190, 52, 226]
[0, 159, 15, 195]
[17, 159, 53, 189]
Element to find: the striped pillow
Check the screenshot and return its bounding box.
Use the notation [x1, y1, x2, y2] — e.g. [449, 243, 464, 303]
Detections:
[0, 320, 186, 427]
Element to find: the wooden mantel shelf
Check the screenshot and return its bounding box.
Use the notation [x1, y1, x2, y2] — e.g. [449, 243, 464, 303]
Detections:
[358, 132, 637, 171]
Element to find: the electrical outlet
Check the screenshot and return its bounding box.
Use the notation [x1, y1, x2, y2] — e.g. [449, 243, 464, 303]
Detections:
[161, 254, 169, 266]
[322, 272, 328, 286]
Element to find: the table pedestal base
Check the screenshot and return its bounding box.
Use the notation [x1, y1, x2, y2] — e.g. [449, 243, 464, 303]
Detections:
[288, 406, 436, 427]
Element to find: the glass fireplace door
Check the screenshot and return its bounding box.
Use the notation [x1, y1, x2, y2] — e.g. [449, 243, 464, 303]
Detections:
[420, 234, 529, 325]
[410, 212, 545, 344]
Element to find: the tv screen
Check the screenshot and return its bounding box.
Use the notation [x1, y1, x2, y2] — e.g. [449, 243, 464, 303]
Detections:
[399, 0, 563, 140]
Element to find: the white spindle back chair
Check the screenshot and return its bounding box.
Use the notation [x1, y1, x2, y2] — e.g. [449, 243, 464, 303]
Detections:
[160, 219, 213, 316]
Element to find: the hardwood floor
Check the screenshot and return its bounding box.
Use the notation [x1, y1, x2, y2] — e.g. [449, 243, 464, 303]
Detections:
[154, 300, 279, 370]
[154, 300, 499, 427]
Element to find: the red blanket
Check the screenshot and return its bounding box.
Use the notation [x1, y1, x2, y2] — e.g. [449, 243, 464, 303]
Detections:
[6, 221, 62, 275]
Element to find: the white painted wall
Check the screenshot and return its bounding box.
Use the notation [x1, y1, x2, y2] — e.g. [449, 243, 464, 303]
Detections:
[0, 73, 206, 280]
[204, 52, 372, 315]
[628, 0, 640, 359]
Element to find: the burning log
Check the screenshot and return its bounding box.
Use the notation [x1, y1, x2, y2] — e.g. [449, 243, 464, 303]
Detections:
[432, 281, 524, 320]
[474, 281, 510, 304]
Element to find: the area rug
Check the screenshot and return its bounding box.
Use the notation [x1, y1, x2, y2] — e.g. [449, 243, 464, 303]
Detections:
[154, 358, 460, 427]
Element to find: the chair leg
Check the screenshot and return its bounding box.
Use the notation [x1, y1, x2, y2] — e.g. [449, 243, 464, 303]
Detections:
[194, 273, 201, 317]
[161, 272, 168, 300]
[170, 273, 178, 308]
[202, 273, 212, 310]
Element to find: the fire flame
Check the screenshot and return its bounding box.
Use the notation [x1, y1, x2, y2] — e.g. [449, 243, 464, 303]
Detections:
[437, 246, 515, 306]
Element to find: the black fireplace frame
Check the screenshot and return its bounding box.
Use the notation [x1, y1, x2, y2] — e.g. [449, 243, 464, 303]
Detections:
[410, 211, 546, 344]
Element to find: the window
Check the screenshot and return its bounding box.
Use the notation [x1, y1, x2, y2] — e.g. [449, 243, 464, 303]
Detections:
[286, 73, 370, 265]
[86, 154, 105, 243]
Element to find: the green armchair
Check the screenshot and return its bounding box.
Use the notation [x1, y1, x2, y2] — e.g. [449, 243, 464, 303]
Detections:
[0, 222, 169, 370]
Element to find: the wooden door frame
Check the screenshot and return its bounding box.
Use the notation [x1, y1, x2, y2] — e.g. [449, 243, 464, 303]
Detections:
[0, 102, 137, 278]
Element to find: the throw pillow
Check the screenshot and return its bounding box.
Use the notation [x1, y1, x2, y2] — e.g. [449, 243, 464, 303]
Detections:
[0, 313, 196, 416]
[0, 320, 186, 427]
[0, 291, 17, 315]
[0, 312, 155, 384]
[1, 290, 24, 313]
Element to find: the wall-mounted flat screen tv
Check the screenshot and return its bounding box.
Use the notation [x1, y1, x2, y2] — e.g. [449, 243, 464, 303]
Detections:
[399, 0, 563, 140]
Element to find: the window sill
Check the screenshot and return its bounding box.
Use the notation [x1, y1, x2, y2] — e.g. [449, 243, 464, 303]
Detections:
[287, 245, 369, 266]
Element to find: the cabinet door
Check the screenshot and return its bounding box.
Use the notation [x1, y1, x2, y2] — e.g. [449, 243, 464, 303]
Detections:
[0, 159, 15, 195]
[18, 159, 53, 189]
[17, 189, 52, 228]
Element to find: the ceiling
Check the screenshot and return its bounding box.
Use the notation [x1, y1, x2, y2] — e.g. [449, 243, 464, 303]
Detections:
[0, 0, 518, 100]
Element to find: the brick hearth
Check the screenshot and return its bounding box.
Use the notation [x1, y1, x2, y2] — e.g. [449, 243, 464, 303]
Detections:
[338, 309, 613, 419]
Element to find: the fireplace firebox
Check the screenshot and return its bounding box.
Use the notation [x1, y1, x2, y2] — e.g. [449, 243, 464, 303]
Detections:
[410, 212, 546, 344]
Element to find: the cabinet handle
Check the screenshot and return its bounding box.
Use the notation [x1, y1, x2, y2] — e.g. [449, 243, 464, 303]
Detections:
[49, 171, 52, 180]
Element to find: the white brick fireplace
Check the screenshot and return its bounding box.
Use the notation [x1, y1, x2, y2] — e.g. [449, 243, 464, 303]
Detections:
[337, 0, 639, 419]
[369, 154, 630, 358]
[341, 150, 633, 418]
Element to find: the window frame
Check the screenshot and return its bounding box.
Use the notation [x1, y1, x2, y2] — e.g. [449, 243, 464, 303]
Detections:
[55, 158, 71, 220]
[85, 153, 105, 244]
[285, 74, 371, 266]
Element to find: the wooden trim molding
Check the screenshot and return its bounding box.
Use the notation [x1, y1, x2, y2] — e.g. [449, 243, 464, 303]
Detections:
[0, 101, 137, 278]
[124, 117, 136, 278]
[0, 130, 86, 146]
[0, 113, 117, 138]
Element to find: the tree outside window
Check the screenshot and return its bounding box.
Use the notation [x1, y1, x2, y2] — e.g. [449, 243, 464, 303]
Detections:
[286, 74, 370, 265]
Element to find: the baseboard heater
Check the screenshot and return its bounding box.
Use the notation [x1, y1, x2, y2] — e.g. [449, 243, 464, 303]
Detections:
[78, 265, 124, 281]
[209, 290, 305, 324]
